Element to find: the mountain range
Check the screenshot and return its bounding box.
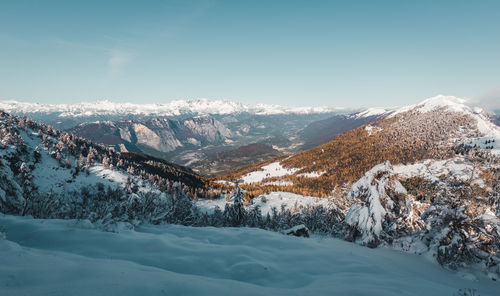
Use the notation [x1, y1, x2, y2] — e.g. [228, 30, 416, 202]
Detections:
[222, 95, 500, 194]
[1, 95, 499, 280]
[1, 99, 385, 175]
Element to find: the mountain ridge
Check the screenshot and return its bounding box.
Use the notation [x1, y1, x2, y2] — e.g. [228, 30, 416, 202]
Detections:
[219, 95, 500, 196]
[0, 98, 345, 117]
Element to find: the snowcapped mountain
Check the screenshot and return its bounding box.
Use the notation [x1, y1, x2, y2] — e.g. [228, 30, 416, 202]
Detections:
[1, 98, 499, 283]
[0, 98, 351, 173]
[0, 98, 342, 118]
[225, 95, 500, 191]
[214, 95, 500, 275]
[350, 107, 393, 118]
[390, 95, 500, 155]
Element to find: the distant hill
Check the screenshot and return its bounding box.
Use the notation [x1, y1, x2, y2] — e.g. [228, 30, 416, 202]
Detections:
[298, 108, 390, 150]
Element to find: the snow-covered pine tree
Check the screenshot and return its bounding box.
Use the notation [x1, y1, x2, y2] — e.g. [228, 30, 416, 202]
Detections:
[33, 146, 41, 163]
[247, 205, 263, 228]
[224, 186, 247, 227]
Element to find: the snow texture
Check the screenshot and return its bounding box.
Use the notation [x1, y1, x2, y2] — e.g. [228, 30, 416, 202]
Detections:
[1, 214, 498, 296]
[241, 162, 299, 184]
[353, 107, 392, 118]
[346, 162, 395, 245]
[197, 191, 336, 216]
[393, 158, 485, 186]
[390, 95, 500, 155]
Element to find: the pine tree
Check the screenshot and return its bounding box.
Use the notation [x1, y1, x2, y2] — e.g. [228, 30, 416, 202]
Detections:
[33, 146, 41, 163]
[86, 149, 95, 166]
[79, 154, 85, 167]
[223, 187, 247, 227]
[102, 156, 109, 169]
[73, 159, 80, 176]
[247, 205, 263, 227]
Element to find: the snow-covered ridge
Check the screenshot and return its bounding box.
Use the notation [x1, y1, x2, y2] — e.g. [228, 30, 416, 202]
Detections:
[391, 95, 479, 117]
[351, 95, 486, 120]
[391, 95, 500, 155]
[351, 107, 393, 119]
[0, 98, 342, 117]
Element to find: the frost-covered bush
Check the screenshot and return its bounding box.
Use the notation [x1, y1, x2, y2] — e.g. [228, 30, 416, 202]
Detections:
[421, 201, 499, 274]
[345, 161, 414, 247]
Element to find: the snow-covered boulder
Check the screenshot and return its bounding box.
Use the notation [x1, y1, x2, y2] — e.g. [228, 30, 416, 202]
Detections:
[283, 224, 310, 238]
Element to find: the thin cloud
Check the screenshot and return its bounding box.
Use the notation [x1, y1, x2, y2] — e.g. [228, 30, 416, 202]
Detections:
[474, 86, 500, 111]
[54, 37, 133, 77]
[107, 51, 131, 77]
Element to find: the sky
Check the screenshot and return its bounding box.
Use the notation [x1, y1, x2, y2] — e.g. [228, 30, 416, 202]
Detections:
[1, 0, 500, 108]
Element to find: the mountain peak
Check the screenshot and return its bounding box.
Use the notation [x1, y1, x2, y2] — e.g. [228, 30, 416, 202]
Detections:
[416, 95, 469, 112]
[0, 99, 342, 117]
[389, 95, 473, 118]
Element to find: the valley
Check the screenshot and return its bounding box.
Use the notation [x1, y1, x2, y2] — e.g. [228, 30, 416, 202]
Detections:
[3, 2, 500, 295]
[0, 96, 499, 294]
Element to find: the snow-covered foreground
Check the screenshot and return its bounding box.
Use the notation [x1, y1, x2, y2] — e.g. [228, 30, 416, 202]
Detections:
[1, 215, 498, 296]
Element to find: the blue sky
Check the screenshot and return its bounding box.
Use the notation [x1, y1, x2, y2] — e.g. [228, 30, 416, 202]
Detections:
[1, 0, 500, 107]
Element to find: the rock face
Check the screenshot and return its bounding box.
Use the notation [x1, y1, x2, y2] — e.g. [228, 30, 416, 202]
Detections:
[133, 122, 182, 153]
[68, 115, 233, 155]
[67, 112, 347, 172]
[183, 115, 232, 143]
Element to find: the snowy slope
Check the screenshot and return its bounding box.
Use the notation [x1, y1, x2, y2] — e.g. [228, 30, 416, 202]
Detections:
[393, 158, 485, 186]
[0, 98, 342, 117]
[228, 94, 500, 187]
[16, 129, 153, 195]
[197, 191, 336, 215]
[351, 107, 393, 119]
[391, 95, 500, 155]
[241, 162, 299, 184]
[1, 214, 498, 296]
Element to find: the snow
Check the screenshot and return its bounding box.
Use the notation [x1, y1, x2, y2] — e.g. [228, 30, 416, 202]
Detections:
[390, 95, 470, 117]
[296, 171, 325, 178]
[1, 214, 498, 296]
[0, 98, 342, 117]
[353, 107, 391, 118]
[197, 192, 335, 216]
[390, 95, 500, 155]
[263, 180, 294, 186]
[13, 129, 153, 195]
[214, 180, 235, 186]
[364, 125, 382, 135]
[393, 158, 484, 185]
[241, 162, 299, 184]
[416, 95, 470, 114]
[346, 162, 393, 243]
[252, 192, 335, 215]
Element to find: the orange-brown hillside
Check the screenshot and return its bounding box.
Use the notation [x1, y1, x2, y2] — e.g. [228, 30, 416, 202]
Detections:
[217, 106, 481, 197]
